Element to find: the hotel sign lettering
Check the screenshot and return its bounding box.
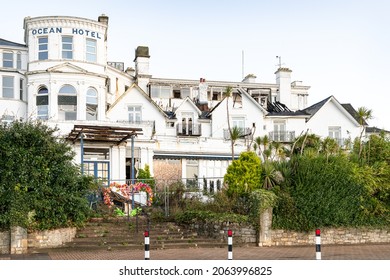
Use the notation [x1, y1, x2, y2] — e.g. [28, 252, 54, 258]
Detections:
[31, 27, 102, 39]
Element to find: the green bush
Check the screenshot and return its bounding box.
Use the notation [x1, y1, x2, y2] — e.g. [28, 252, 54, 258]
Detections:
[0, 121, 95, 230]
[224, 151, 262, 196]
[175, 210, 248, 225]
[272, 155, 389, 231]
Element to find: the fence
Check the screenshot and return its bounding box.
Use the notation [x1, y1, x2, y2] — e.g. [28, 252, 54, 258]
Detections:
[90, 177, 225, 217]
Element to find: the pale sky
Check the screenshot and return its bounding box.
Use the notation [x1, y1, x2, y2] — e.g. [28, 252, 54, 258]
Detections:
[2, 0, 389, 130]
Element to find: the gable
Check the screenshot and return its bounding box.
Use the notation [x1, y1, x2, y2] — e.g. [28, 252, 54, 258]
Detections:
[174, 97, 202, 115]
[107, 84, 168, 121]
[46, 62, 88, 74]
[307, 98, 360, 127]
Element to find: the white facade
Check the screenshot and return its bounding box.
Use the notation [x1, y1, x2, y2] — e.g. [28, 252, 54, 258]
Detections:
[0, 15, 367, 190]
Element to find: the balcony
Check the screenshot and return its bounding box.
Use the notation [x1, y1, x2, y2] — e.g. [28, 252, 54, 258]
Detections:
[268, 131, 296, 142]
[223, 127, 252, 140]
[177, 123, 202, 136]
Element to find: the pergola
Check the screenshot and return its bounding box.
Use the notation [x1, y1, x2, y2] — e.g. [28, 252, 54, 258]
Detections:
[66, 124, 143, 145]
[66, 124, 143, 187]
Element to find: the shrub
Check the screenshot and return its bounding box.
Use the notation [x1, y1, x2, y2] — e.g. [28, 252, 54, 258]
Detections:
[0, 121, 95, 230]
[272, 154, 389, 231]
[224, 151, 262, 196]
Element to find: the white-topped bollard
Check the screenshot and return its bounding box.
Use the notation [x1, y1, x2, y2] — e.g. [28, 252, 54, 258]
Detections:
[228, 229, 233, 260]
[315, 228, 321, 260]
[144, 230, 150, 260]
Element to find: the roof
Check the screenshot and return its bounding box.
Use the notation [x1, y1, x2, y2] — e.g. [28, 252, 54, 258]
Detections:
[107, 83, 170, 119]
[266, 101, 310, 117]
[300, 96, 364, 125]
[366, 126, 390, 134]
[0, 38, 26, 48]
[154, 151, 238, 160]
[300, 96, 332, 117]
[341, 103, 368, 125]
[66, 124, 142, 145]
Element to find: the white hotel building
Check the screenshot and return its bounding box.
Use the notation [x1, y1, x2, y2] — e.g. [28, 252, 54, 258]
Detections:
[0, 15, 365, 190]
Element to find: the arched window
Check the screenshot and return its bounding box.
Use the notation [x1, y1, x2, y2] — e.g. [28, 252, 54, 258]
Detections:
[36, 86, 48, 120]
[58, 85, 77, 120]
[86, 87, 98, 120]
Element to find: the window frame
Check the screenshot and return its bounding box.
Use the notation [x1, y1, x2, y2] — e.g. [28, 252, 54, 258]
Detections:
[17, 53, 22, 69]
[38, 36, 48, 60]
[36, 86, 49, 120]
[58, 85, 77, 121]
[62, 36, 73, 59]
[2, 76, 14, 98]
[86, 87, 98, 120]
[128, 105, 142, 123]
[86, 38, 97, 62]
[2, 52, 13, 68]
[19, 79, 23, 100]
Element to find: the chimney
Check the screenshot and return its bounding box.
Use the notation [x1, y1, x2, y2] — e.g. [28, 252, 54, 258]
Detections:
[125, 67, 135, 76]
[198, 78, 208, 105]
[242, 74, 257, 83]
[275, 67, 292, 107]
[98, 14, 109, 25]
[134, 46, 151, 92]
[134, 46, 150, 76]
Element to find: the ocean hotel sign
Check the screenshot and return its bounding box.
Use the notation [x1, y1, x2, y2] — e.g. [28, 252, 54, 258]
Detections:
[31, 27, 102, 39]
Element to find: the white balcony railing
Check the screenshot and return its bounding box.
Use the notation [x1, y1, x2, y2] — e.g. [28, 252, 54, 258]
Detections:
[268, 131, 296, 142]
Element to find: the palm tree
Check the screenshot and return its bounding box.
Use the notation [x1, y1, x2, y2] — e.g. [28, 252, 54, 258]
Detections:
[321, 137, 339, 162]
[253, 135, 271, 162]
[230, 126, 242, 160]
[261, 162, 278, 190]
[223, 86, 240, 160]
[356, 107, 373, 159]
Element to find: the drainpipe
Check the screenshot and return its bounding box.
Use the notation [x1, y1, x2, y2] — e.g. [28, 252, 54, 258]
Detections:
[80, 132, 84, 174]
[131, 134, 135, 209]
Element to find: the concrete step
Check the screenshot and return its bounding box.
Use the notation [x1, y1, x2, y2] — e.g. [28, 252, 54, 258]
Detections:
[56, 217, 241, 251]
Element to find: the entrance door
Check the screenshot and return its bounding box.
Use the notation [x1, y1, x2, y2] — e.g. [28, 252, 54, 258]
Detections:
[83, 161, 110, 186]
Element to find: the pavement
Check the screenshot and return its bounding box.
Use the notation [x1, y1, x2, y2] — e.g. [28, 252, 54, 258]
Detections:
[1, 243, 390, 260]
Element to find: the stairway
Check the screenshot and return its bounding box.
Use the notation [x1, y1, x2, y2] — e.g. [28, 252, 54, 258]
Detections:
[55, 216, 230, 251]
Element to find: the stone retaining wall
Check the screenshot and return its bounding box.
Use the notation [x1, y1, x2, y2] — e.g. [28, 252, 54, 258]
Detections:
[11, 226, 28, 254]
[0, 230, 10, 254]
[0, 227, 76, 254]
[28, 227, 77, 249]
[188, 222, 390, 246]
[271, 228, 390, 246]
[187, 222, 257, 244]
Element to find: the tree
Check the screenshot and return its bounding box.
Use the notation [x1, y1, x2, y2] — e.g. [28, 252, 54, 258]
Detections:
[224, 151, 262, 197]
[356, 106, 373, 159]
[0, 121, 95, 230]
[253, 135, 270, 162]
[229, 126, 242, 160]
[321, 137, 339, 162]
[223, 86, 235, 160]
